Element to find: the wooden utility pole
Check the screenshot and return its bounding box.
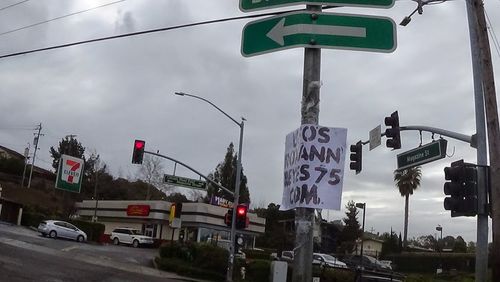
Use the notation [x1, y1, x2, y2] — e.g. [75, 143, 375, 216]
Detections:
[472, 0, 500, 279]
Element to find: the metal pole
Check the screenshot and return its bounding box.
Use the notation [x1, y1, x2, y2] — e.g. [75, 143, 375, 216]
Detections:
[360, 205, 365, 275]
[21, 144, 29, 187]
[93, 157, 100, 223]
[465, 0, 489, 280]
[227, 120, 244, 282]
[27, 123, 42, 188]
[293, 5, 321, 282]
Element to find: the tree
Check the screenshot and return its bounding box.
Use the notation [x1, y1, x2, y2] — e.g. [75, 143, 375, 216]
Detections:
[49, 136, 86, 172]
[137, 155, 165, 200]
[165, 192, 190, 203]
[206, 143, 251, 204]
[453, 236, 467, 253]
[393, 166, 422, 248]
[337, 200, 362, 254]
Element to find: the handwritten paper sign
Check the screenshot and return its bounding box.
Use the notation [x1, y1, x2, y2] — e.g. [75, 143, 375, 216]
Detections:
[281, 125, 347, 210]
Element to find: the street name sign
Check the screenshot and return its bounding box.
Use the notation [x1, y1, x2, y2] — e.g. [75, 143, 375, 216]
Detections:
[397, 139, 448, 171]
[241, 11, 396, 57]
[55, 154, 84, 193]
[164, 174, 207, 190]
[369, 125, 381, 151]
[240, 0, 394, 12]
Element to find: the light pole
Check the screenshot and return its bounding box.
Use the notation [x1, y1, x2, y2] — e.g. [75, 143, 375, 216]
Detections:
[355, 202, 366, 278]
[174, 91, 245, 282]
[436, 225, 443, 271]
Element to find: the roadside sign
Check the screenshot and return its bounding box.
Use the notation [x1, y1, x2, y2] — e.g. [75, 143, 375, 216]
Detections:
[241, 11, 396, 57]
[55, 154, 84, 193]
[369, 125, 381, 151]
[164, 174, 206, 190]
[397, 139, 447, 171]
[240, 0, 394, 12]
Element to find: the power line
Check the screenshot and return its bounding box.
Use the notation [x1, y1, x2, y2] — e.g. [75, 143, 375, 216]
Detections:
[0, 0, 29, 12]
[485, 10, 500, 59]
[0, 0, 126, 37]
[0, 7, 338, 60]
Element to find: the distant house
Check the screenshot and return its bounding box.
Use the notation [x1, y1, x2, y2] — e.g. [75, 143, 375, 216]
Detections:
[355, 236, 384, 258]
[0, 145, 26, 161]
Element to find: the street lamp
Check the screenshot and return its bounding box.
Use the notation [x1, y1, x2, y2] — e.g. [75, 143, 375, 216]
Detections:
[174, 91, 245, 282]
[355, 202, 366, 278]
[436, 225, 443, 272]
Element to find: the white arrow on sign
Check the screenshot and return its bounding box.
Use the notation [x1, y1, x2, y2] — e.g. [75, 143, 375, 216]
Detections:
[266, 18, 367, 46]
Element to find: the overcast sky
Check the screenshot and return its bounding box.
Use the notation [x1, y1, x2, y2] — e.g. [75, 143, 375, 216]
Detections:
[0, 0, 499, 243]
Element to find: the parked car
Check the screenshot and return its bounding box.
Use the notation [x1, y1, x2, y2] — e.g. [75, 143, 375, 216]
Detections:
[37, 220, 87, 242]
[280, 251, 294, 262]
[342, 255, 388, 272]
[379, 260, 393, 270]
[110, 227, 154, 248]
[313, 253, 348, 269]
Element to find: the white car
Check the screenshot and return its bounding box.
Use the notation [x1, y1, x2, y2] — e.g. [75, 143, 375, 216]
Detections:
[313, 253, 348, 269]
[37, 220, 87, 242]
[110, 227, 154, 248]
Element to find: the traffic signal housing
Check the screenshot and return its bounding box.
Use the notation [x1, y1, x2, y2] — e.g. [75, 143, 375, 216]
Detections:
[132, 140, 145, 164]
[349, 141, 362, 174]
[224, 208, 233, 227]
[236, 204, 248, 229]
[385, 111, 401, 150]
[443, 160, 478, 217]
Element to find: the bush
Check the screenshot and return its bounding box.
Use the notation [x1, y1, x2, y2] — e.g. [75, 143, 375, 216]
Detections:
[68, 220, 105, 242]
[159, 242, 228, 274]
[156, 257, 225, 281]
[21, 211, 47, 227]
[243, 248, 273, 260]
[388, 253, 475, 273]
[244, 259, 270, 282]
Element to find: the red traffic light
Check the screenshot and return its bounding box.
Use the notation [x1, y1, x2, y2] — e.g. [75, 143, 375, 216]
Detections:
[132, 139, 146, 164]
[134, 140, 145, 149]
[237, 205, 247, 216]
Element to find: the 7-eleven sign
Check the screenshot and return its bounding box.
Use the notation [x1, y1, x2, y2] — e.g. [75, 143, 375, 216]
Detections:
[55, 154, 84, 193]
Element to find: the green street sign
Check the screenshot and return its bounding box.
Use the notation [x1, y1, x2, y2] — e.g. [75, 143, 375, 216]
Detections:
[241, 11, 396, 57]
[240, 0, 394, 12]
[164, 174, 206, 190]
[397, 139, 448, 171]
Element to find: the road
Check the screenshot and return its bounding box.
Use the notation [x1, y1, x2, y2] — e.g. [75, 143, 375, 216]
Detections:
[0, 222, 200, 282]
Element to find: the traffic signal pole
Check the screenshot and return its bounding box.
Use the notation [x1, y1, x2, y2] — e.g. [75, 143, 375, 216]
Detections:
[293, 4, 321, 282]
[465, 0, 489, 280]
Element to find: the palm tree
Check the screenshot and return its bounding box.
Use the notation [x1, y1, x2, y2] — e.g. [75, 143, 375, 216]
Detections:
[394, 166, 422, 249]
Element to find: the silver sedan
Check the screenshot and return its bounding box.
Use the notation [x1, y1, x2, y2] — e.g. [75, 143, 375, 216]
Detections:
[37, 220, 87, 242]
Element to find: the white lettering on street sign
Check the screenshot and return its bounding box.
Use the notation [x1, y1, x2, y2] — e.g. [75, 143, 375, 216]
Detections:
[267, 18, 367, 46]
[282, 125, 347, 210]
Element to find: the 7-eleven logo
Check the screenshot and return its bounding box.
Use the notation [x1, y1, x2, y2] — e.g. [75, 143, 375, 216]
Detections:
[61, 155, 83, 184]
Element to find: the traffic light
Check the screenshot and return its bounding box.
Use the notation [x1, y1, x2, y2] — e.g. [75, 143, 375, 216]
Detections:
[225, 208, 233, 227]
[132, 140, 145, 164]
[236, 204, 248, 229]
[384, 111, 401, 150]
[174, 203, 183, 218]
[443, 160, 478, 217]
[349, 141, 362, 174]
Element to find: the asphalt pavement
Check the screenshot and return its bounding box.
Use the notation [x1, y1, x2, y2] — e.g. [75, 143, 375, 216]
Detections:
[0, 222, 207, 282]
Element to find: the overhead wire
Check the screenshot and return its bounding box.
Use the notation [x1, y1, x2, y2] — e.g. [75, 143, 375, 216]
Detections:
[485, 10, 500, 59]
[0, 0, 126, 37]
[0, 0, 29, 12]
[0, 6, 338, 60]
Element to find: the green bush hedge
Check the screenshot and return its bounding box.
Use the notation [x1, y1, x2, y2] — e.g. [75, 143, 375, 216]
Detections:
[388, 253, 475, 273]
[243, 248, 273, 260]
[68, 220, 105, 242]
[21, 211, 47, 227]
[245, 259, 270, 282]
[156, 257, 225, 281]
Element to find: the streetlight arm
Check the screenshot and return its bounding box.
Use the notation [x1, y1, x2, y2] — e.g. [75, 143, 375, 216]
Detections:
[174, 92, 242, 127]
